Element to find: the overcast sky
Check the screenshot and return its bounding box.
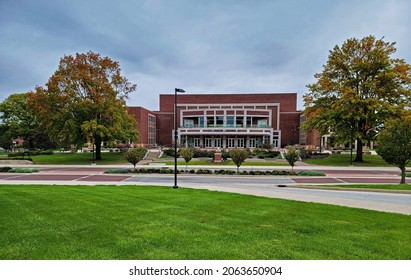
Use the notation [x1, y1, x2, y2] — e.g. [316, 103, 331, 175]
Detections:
[1, 0, 410, 110]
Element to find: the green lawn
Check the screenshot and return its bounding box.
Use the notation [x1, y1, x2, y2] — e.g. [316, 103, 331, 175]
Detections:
[0, 185, 410, 260]
[29, 152, 128, 165]
[303, 154, 398, 167]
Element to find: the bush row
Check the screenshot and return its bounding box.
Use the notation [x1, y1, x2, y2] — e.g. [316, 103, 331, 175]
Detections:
[104, 168, 325, 176]
[162, 148, 281, 159]
[0, 167, 39, 173]
[8, 150, 54, 157]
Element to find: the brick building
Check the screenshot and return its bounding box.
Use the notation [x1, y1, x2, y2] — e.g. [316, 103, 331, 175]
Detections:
[128, 93, 304, 149]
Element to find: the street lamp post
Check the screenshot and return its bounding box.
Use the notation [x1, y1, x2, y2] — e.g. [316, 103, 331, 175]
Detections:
[174, 88, 185, 189]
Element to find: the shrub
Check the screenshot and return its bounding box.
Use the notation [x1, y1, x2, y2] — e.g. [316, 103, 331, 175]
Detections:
[229, 148, 249, 173]
[179, 147, 195, 171]
[195, 169, 212, 174]
[193, 150, 215, 158]
[7, 152, 20, 158]
[160, 168, 174, 174]
[214, 169, 236, 175]
[284, 148, 300, 172]
[162, 148, 178, 157]
[299, 149, 310, 159]
[125, 147, 147, 170]
[298, 170, 326, 176]
[104, 169, 131, 174]
[222, 151, 230, 161]
[0, 166, 12, 172]
[7, 168, 39, 173]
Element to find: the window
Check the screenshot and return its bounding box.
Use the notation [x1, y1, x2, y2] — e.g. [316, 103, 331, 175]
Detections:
[237, 138, 245, 147]
[249, 138, 256, 148]
[205, 138, 212, 148]
[184, 119, 194, 127]
[148, 114, 156, 145]
[207, 117, 214, 127]
[227, 138, 236, 148]
[247, 117, 252, 127]
[193, 138, 201, 148]
[216, 116, 224, 127]
[198, 117, 205, 127]
[226, 116, 234, 127]
[236, 117, 244, 127]
[214, 138, 222, 148]
[258, 119, 268, 127]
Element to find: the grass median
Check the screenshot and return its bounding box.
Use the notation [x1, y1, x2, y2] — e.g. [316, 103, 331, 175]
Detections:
[1, 185, 410, 260]
[303, 153, 411, 167]
[28, 152, 128, 165]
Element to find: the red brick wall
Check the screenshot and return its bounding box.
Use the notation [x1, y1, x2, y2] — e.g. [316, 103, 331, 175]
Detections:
[127, 107, 155, 146]
[160, 93, 297, 112]
[131, 93, 301, 147]
[155, 112, 173, 146]
[305, 129, 321, 148]
[280, 112, 301, 146]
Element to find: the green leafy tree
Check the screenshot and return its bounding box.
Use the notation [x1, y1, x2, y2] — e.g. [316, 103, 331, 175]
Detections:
[0, 93, 37, 148]
[229, 148, 249, 173]
[284, 147, 300, 172]
[28, 51, 138, 160]
[125, 147, 147, 170]
[0, 93, 54, 149]
[376, 115, 411, 184]
[0, 125, 13, 150]
[303, 35, 411, 162]
[179, 147, 195, 171]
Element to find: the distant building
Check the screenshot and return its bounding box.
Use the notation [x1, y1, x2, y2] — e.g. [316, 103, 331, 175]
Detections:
[128, 93, 304, 149]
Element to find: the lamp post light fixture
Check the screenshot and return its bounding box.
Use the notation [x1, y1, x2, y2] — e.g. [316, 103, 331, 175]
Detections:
[174, 88, 185, 189]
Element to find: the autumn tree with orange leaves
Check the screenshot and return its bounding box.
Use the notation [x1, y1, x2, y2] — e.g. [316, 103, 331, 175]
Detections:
[28, 51, 138, 160]
[303, 36, 411, 162]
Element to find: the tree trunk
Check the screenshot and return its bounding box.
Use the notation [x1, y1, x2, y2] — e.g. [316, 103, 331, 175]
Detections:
[400, 165, 406, 184]
[354, 138, 363, 162]
[95, 137, 102, 160]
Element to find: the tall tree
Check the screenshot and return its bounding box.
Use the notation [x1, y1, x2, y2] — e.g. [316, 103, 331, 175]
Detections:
[303, 36, 411, 162]
[28, 51, 138, 160]
[376, 114, 411, 184]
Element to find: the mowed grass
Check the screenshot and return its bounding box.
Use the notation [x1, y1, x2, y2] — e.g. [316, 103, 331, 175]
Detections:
[30, 152, 128, 165]
[303, 154, 400, 167]
[1, 185, 410, 260]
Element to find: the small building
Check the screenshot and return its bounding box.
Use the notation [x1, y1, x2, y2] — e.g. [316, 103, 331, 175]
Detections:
[128, 93, 303, 149]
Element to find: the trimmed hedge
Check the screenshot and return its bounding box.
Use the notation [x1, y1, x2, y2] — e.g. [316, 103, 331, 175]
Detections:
[0, 167, 12, 172]
[8, 150, 54, 158]
[0, 167, 39, 173]
[104, 168, 300, 176]
[298, 170, 326, 176]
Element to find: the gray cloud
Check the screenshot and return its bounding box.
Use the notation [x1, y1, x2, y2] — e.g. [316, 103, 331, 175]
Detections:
[1, 0, 410, 110]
